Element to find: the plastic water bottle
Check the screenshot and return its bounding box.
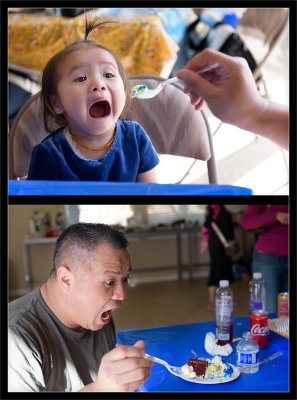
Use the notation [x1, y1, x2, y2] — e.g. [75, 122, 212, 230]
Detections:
[215, 280, 233, 346]
[249, 272, 266, 314]
[236, 331, 259, 373]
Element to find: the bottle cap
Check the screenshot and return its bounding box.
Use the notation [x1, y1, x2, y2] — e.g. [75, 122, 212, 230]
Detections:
[253, 272, 262, 279]
[219, 280, 229, 287]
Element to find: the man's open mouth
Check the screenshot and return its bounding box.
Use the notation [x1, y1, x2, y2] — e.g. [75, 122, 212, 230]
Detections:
[101, 310, 112, 323]
[89, 100, 111, 118]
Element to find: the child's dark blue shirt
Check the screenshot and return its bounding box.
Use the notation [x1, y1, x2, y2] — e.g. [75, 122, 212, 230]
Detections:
[27, 119, 159, 181]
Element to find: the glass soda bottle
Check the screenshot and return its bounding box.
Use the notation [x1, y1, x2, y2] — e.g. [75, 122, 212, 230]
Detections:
[215, 280, 233, 346]
[249, 272, 266, 314]
[236, 331, 259, 373]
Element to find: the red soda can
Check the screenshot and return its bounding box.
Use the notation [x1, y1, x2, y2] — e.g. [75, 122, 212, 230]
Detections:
[249, 310, 269, 348]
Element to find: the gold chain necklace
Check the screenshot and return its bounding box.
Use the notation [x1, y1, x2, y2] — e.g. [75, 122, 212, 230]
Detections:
[69, 129, 116, 151]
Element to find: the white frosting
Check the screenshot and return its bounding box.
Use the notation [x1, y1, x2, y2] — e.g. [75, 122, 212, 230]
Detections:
[205, 356, 228, 378]
[181, 364, 196, 379]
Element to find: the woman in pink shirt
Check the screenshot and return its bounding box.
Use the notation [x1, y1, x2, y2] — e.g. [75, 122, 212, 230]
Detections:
[241, 205, 289, 313]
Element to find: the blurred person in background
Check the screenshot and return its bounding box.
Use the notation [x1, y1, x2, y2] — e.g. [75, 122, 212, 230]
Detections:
[241, 205, 289, 313]
[200, 205, 236, 310]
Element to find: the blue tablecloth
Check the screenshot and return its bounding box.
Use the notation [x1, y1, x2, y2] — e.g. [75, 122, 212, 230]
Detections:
[8, 181, 253, 196]
[116, 314, 289, 392]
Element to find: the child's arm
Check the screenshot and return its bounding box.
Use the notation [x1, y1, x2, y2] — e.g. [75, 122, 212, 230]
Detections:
[136, 167, 157, 183]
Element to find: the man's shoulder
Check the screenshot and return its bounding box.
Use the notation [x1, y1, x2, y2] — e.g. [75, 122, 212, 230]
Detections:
[9, 287, 40, 326]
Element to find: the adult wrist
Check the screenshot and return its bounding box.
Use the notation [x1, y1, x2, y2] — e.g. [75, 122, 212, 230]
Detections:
[236, 96, 270, 134]
[78, 380, 100, 392]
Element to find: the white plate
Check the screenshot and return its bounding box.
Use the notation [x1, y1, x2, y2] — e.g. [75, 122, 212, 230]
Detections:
[178, 363, 240, 384]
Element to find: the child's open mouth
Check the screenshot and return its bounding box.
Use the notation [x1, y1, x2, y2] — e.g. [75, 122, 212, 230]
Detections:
[89, 100, 111, 118]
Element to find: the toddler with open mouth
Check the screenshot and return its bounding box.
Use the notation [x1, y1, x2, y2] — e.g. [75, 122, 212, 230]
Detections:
[27, 16, 159, 182]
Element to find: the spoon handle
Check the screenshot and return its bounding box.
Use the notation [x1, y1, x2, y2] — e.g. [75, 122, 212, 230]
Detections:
[196, 62, 220, 74]
[162, 62, 219, 89]
[258, 351, 284, 365]
[161, 77, 179, 87]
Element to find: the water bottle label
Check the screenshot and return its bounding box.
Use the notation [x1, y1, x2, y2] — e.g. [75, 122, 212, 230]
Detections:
[249, 300, 263, 310]
[217, 332, 230, 340]
[216, 326, 231, 340]
[216, 297, 233, 322]
[238, 352, 259, 365]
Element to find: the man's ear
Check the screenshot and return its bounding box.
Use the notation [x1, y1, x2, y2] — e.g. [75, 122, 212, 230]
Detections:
[56, 266, 73, 293]
[50, 95, 64, 115]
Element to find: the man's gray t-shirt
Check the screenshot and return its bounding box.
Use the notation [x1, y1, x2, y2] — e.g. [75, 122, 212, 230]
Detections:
[8, 286, 116, 392]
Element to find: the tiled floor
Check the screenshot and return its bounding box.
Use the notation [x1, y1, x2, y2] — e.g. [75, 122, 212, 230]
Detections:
[112, 276, 250, 333]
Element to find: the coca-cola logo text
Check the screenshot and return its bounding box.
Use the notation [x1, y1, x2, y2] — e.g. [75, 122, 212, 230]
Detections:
[251, 323, 269, 336]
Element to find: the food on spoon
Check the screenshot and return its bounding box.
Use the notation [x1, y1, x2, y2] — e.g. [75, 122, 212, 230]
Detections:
[181, 355, 233, 379]
[131, 84, 148, 98]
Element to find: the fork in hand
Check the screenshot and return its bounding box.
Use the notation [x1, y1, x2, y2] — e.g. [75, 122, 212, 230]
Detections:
[144, 353, 183, 378]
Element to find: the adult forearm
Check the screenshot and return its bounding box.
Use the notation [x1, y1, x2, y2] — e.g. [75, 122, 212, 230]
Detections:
[242, 101, 289, 150]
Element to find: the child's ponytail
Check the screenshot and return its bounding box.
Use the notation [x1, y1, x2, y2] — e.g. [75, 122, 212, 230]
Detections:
[84, 13, 115, 41]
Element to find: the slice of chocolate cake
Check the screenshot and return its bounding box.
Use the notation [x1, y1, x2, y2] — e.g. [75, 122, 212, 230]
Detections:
[188, 357, 209, 377]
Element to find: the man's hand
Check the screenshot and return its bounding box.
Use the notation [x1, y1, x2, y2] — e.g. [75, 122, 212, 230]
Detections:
[80, 340, 153, 392]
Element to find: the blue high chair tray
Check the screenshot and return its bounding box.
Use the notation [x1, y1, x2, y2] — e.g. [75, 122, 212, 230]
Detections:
[8, 180, 253, 196]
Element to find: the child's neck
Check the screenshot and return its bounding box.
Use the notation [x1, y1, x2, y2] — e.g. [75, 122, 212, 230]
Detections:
[67, 126, 116, 161]
[69, 127, 116, 148]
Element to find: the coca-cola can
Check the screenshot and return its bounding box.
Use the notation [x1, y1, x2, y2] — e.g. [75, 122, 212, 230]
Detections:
[249, 310, 269, 348]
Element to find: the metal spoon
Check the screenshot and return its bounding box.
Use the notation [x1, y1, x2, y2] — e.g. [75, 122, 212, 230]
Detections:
[131, 62, 220, 99]
[259, 350, 284, 365]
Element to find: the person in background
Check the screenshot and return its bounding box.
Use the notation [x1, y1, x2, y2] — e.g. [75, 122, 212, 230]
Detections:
[176, 48, 289, 150]
[200, 205, 236, 310]
[241, 205, 289, 314]
[8, 223, 153, 392]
